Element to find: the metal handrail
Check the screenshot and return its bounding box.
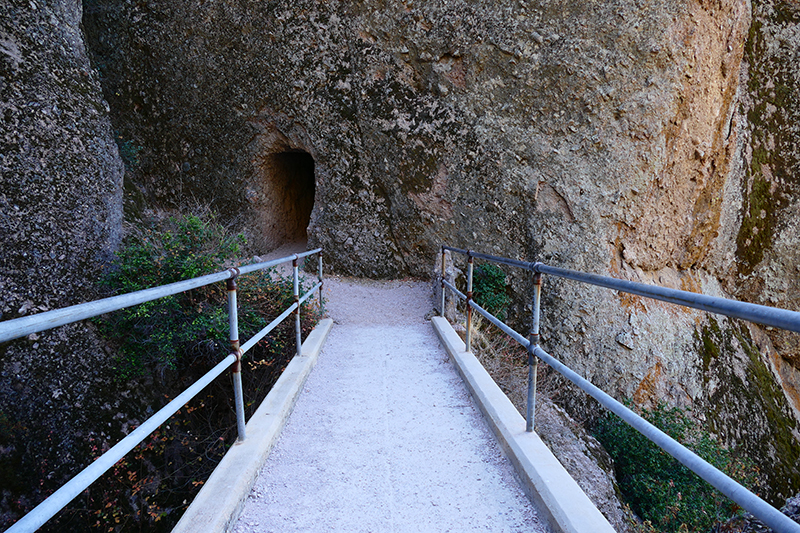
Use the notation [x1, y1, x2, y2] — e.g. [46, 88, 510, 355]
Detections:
[0, 249, 322, 344]
[2, 249, 324, 533]
[442, 245, 800, 333]
[440, 245, 800, 533]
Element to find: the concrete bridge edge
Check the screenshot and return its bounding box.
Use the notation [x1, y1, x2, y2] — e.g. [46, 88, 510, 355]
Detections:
[171, 318, 334, 533]
[431, 316, 617, 533]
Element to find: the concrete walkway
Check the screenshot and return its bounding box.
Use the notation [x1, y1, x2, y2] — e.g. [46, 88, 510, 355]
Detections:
[232, 278, 546, 532]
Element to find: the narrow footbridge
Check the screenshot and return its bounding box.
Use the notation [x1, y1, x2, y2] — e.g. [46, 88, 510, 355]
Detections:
[217, 278, 551, 533]
[2, 248, 800, 533]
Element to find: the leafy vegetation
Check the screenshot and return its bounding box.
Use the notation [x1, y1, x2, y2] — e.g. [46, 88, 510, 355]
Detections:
[62, 211, 324, 532]
[97, 213, 309, 378]
[472, 262, 510, 320]
[593, 402, 758, 532]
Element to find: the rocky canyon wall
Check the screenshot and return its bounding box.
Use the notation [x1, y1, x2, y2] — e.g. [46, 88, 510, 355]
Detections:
[82, 0, 800, 502]
[2, 0, 800, 518]
[0, 0, 124, 523]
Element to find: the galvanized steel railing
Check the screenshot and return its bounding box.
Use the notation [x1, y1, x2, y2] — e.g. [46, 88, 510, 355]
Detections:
[440, 245, 800, 533]
[0, 249, 323, 533]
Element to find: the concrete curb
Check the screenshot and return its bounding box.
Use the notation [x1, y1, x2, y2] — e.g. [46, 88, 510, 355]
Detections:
[431, 316, 616, 533]
[172, 318, 333, 533]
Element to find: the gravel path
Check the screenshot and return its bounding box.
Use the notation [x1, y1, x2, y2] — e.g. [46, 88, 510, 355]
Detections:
[232, 277, 546, 533]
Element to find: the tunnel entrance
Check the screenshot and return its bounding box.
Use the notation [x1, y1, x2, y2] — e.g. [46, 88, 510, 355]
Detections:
[257, 149, 316, 250]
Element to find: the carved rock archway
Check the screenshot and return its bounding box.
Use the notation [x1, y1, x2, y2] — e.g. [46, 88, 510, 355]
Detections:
[249, 116, 317, 252]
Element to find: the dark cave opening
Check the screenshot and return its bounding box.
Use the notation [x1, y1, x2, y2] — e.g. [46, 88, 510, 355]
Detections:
[261, 150, 316, 248]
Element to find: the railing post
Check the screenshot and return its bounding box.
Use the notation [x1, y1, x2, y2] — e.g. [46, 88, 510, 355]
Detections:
[440, 247, 447, 317]
[317, 252, 324, 311]
[527, 271, 543, 432]
[293, 255, 302, 357]
[466, 252, 474, 353]
[227, 268, 246, 442]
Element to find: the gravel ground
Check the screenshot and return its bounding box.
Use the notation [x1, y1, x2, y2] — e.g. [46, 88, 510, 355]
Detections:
[232, 277, 546, 533]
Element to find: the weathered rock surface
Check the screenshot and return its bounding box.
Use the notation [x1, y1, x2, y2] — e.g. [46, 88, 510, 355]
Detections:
[79, 0, 800, 506]
[0, 0, 123, 525]
[1, 0, 123, 314]
[81, 0, 755, 277]
[733, 0, 800, 426]
[535, 399, 634, 533]
[3, 0, 800, 523]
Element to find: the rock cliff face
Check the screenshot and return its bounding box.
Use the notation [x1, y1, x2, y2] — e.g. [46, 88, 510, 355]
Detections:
[83, 0, 754, 277]
[0, 0, 124, 523]
[735, 0, 800, 423]
[3, 0, 800, 521]
[1, 0, 122, 316]
[82, 0, 800, 503]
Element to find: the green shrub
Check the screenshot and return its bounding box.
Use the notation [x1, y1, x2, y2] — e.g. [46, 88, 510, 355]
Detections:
[98, 213, 309, 378]
[593, 402, 758, 532]
[52, 212, 324, 532]
[473, 263, 510, 320]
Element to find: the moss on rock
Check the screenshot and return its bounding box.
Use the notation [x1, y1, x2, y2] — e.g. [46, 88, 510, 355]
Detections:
[737, 0, 800, 276]
[698, 317, 800, 504]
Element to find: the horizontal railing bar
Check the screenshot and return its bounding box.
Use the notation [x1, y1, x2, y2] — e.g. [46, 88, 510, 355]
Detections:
[0, 250, 323, 344]
[443, 246, 800, 333]
[442, 245, 469, 255]
[234, 274, 322, 358]
[442, 281, 528, 345]
[236, 248, 322, 276]
[442, 279, 467, 301]
[294, 247, 323, 260]
[239, 303, 298, 356]
[469, 300, 528, 346]
[530, 345, 800, 533]
[299, 281, 323, 307]
[444, 244, 800, 530]
[5, 353, 237, 533]
[443, 246, 535, 271]
[0, 270, 232, 344]
[1, 248, 326, 531]
[534, 264, 800, 334]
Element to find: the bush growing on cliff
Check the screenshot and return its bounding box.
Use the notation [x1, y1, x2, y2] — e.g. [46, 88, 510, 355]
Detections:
[593, 402, 758, 532]
[97, 212, 309, 378]
[473, 263, 510, 320]
[114, 133, 142, 170]
[81, 212, 320, 532]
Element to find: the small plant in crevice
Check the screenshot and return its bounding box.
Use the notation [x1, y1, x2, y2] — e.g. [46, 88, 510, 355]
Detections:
[593, 402, 759, 533]
[472, 262, 510, 321]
